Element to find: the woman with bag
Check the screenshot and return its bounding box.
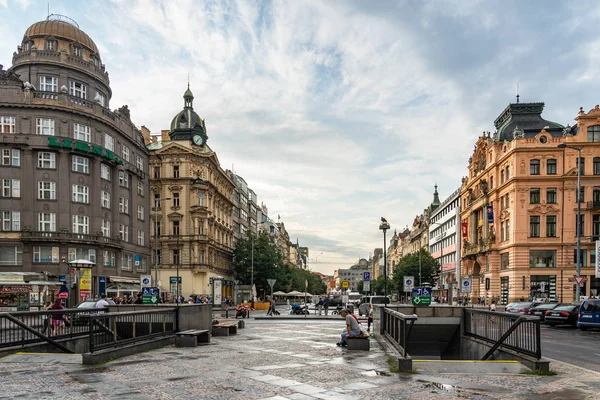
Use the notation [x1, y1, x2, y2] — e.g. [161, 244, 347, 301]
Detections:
[51, 298, 66, 336]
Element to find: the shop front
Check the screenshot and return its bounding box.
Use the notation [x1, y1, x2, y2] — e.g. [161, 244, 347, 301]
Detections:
[106, 276, 140, 299]
[530, 275, 557, 302]
[0, 272, 64, 311]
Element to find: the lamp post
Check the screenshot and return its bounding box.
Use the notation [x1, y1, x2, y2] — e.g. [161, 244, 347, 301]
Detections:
[558, 143, 583, 301]
[153, 196, 171, 288]
[379, 218, 390, 304]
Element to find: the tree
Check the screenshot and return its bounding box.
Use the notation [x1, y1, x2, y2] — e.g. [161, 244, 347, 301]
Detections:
[371, 275, 386, 296]
[391, 249, 440, 293]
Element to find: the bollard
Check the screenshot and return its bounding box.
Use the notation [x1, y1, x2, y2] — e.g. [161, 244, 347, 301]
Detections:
[225, 304, 229, 319]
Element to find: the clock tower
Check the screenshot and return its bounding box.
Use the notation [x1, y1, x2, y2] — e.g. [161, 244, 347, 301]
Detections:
[169, 85, 208, 146]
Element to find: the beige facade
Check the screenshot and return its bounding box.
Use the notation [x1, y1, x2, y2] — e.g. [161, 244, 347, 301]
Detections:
[460, 102, 600, 304]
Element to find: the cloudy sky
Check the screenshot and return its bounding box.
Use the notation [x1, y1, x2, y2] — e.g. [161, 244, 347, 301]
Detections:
[2, 0, 600, 275]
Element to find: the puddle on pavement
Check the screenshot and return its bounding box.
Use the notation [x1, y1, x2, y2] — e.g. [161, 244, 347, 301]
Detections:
[362, 370, 391, 377]
[414, 375, 502, 393]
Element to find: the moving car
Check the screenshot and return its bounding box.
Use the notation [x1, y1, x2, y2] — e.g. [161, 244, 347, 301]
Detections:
[577, 299, 600, 330]
[545, 304, 579, 327]
[527, 303, 558, 322]
[505, 302, 540, 314]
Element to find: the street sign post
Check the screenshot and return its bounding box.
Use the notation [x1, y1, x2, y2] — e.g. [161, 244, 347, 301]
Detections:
[142, 287, 160, 304]
[461, 278, 472, 294]
[574, 276, 586, 287]
[403, 276, 414, 292]
[342, 281, 349, 289]
[363, 281, 371, 292]
[267, 279, 276, 298]
[363, 272, 370, 281]
[140, 275, 152, 288]
[411, 287, 431, 306]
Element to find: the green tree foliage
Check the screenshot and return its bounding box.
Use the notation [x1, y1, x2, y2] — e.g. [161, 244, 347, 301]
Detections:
[232, 230, 327, 297]
[371, 275, 386, 295]
[391, 249, 440, 293]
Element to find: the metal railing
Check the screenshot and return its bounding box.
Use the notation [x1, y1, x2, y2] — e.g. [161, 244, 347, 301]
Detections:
[0, 308, 107, 351]
[88, 308, 176, 353]
[463, 309, 541, 359]
[21, 230, 123, 248]
[379, 307, 417, 358]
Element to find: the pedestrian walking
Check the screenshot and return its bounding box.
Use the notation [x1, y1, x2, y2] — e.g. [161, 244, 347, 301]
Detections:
[367, 303, 374, 333]
[323, 296, 329, 316]
[51, 298, 66, 336]
[317, 296, 323, 315]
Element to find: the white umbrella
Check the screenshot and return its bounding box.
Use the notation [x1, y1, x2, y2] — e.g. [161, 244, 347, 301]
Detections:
[273, 291, 287, 296]
[286, 291, 305, 297]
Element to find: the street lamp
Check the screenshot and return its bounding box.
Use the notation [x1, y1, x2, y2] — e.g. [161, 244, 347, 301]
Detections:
[379, 218, 391, 304]
[558, 143, 583, 301]
[153, 196, 171, 288]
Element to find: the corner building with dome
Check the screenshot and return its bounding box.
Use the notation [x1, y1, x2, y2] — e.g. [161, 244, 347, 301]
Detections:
[148, 86, 235, 302]
[0, 16, 151, 309]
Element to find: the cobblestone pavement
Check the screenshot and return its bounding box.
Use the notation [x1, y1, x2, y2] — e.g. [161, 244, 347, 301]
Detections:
[0, 319, 599, 399]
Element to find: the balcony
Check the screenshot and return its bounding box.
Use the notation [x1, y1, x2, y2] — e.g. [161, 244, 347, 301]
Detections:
[586, 201, 600, 210]
[462, 239, 492, 257]
[21, 231, 123, 249]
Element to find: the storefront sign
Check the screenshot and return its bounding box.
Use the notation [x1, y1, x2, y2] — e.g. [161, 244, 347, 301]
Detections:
[48, 137, 124, 165]
[0, 285, 32, 293]
[79, 268, 92, 302]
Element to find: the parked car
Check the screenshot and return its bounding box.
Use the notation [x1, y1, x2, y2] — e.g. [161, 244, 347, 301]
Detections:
[545, 304, 579, 327]
[505, 302, 540, 314]
[358, 296, 391, 316]
[527, 303, 558, 322]
[578, 299, 600, 330]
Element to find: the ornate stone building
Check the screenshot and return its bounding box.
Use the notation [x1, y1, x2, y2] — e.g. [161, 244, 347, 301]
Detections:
[0, 16, 150, 308]
[460, 101, 600, 304]
[148, 87, 235, 301]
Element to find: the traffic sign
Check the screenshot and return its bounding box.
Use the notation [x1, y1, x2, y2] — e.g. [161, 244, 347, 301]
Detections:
[574, 276, 586, 286]
[363, 272, 371, 282]
[142, 287, 159, 304]
[403, 276, 414, 292]
[412, 296, 431, 306]
[363, 281, 371, 292]
[461, 278, 472, 293]
[342, 281, 349, 289]
[58, 292, 68, 299]
[140, 275, 152, 288]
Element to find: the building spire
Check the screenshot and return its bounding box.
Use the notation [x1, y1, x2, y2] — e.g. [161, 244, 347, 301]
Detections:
[516, 83, 520, 103]
[431, 183, 441, 209]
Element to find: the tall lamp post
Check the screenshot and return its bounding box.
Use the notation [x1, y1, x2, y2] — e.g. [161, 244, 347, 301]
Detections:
[379, 218, 390, 304]
[558, 143, 583, 301]
[153, 196, 171, 288]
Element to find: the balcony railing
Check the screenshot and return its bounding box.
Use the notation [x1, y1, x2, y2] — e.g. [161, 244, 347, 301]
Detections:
[587, 201, 600, 210]
[21, 231, 123, 248]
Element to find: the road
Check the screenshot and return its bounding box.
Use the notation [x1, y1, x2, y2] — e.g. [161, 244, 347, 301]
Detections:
[540, 324, 600, 372]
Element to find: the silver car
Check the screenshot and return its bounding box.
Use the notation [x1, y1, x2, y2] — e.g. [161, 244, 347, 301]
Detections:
[505, 302, 540, 314]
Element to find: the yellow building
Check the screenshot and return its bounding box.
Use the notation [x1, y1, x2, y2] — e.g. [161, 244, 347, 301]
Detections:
[148, 87, 235, 301]
[460, 101, 600, 304]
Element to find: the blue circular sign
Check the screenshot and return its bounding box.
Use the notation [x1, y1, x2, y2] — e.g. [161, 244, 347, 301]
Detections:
[463, 280, 470, 287]
[142, 277, 150, 285]
[406, 279, 412, 285]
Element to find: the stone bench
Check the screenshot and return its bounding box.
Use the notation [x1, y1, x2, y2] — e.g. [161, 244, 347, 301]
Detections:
[212, 322, 238, 336]
[175, 329, 210, 347]
[347, 335, 370, 350]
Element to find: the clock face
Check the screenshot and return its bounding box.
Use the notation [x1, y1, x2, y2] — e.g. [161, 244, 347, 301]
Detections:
[192, 134, 204, 146]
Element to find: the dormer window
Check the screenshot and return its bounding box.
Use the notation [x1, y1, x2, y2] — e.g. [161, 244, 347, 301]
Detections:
[72, 45, 82, 58]
[22, 39, 33, 51]
[45, 39, 57, 51]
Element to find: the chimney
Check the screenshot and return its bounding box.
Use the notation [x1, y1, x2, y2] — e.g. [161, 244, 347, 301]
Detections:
[161, 129, 170, 142]
[141, 125, 151, 145]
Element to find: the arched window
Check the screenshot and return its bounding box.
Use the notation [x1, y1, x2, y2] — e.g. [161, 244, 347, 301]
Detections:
[588, 125, 600, 142]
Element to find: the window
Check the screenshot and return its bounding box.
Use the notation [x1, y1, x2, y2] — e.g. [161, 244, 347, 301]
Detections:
[37, 152, 56, 169]
[38, 181, 56, 200]
[33, 246, 59, 263]
[101, 191, 111, 208]
[172, 249, 180, 265]
[72, 156, 89, 173]
[530, 159, 540, 175]
[594, 188, 600, 204]
[101, 219, 110, 237]
[573, 249, 587, 267]
[118, 171, 129, 187]
[38, 212, 56, 231]
[1, 149, 20, 166]
[0, 246, 22, 265]
[172, 220, 180, 235]
[137, 230, 144, 246]
[138, 257, 147, 272]
[119, 224, 129, 242]
[173, 193, 180, 208]
[577, 157, 585, 175]
[500, 221, 505, 241]
[35, 118, 55, 135]
[121, 145, 130, 162]
[72, 185, 89, 203]
[154, 194, 161, 208]
[593, 215, 600, 240]
[73, 46, 82, 57]
[0, 117, 16, 133]
[500, 170, 505, 184]
[530, 216, 540, 237]
[69, 81, 87, 99]
[103, 250, 116, 267]
[547, 188, 557, 204]
[137, 205, 144, 220]
[530, 188, 540, 204]
[594, 158, 600, 176]
[198, 192, 204, 206]
[136, 181, 144, 196]
[122, 254, 133, 271]
[547, 159, 557, 175]
[529, 250, 556, 268]
[101, 164, 111, 181]
[45, 39, 56, 50]
[39, 76, 58, 92]
[587, 125, 600, 142]
[73, 123, 90, 142]
[546, 215, 557, 237]
[173, 165, 179, 178]
[154, 249, 161, 265]
[506, 166, 510, 180]
[72, 215, 89, 234]
[490, 176, 494, 190]
[68, 248, 96, 263]
[576, 214, 585, 237]
[578, 186, 585, 203]
[136, 156, 143, 170]
[119, 197, 129, 214]
[1, 211, 20, 231]
[501, 253, 509, 270]
[104, 134, 114, 151]
[153, 167, 160, 179]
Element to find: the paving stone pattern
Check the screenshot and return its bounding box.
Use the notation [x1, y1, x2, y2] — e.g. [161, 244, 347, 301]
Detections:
[0, 320, 599, 399]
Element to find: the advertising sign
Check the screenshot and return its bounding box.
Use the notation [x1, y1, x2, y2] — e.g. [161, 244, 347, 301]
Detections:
[213, 279, 222, 305]
[461, 222, 468, 238]
[487, 205, 494, 224]
[79, 268, 92, 302]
